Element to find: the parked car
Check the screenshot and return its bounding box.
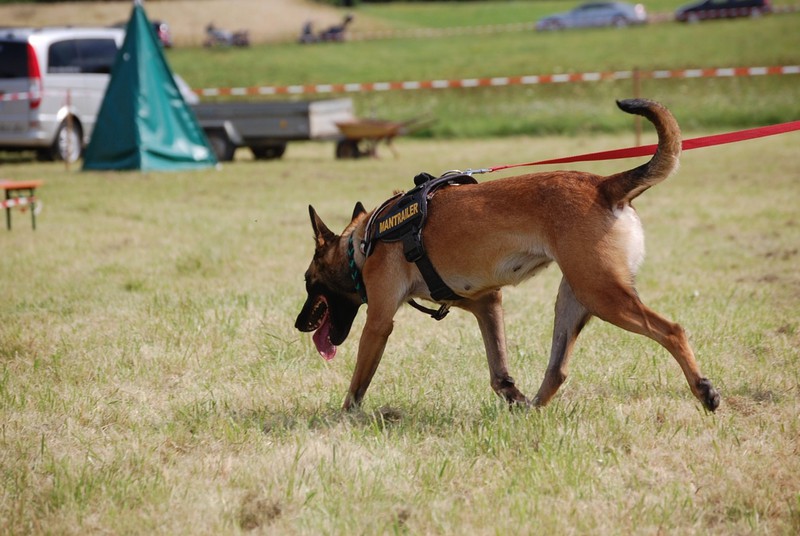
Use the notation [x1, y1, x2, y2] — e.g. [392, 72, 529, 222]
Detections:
[675, 0, 771, 22]
[536, 1, 647, 30]
[0, 26, 191, 162]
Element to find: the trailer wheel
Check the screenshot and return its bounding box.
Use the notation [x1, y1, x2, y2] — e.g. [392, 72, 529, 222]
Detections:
[335, 139, 361, 159]
[250, 143, 286, 160]
[206, 130, 235, 162]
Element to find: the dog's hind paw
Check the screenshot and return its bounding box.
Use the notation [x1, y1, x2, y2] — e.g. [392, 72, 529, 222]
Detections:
[698, 378, 721, 412]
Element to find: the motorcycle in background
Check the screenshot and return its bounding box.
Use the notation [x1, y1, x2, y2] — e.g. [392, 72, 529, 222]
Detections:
[299, 14, 354, 44]
[204, 23, 250, 47]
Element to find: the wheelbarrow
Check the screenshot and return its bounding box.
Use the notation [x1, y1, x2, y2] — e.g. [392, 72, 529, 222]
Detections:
[334, 116, 431, 159]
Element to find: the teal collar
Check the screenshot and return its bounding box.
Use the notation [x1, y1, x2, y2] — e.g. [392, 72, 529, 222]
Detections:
[347, 234, 367, 304]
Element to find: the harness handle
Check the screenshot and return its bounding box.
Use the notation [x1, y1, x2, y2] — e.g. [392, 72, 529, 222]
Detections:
[407, 299, 450, 321]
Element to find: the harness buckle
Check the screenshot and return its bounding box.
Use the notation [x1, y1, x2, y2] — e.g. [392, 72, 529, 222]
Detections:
[402, 230, 425, 263]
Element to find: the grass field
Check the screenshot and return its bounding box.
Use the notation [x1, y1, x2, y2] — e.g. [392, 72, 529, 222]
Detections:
[1, 1, 799, 533]
[2, 128, 799, 533]
[1, 0, 797, 136]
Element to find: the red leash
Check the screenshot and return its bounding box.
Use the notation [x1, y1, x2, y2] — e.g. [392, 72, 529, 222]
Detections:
[484, 120, 800, 173]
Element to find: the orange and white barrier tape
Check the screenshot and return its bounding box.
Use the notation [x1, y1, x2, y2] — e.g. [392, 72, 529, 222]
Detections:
[0, 91, 35, 102]
[195, 64, 800, 98]
[1, 196, 35, 209]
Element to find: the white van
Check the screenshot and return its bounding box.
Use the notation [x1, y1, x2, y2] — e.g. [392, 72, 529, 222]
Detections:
[0, 27, 125, 162]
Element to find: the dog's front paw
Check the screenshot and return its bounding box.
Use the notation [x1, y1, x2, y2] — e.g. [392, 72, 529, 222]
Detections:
[509, 397, 534, 411]
[342, 393, 360, 412]
[697, 378, 720, 412]
[494, 377, 531, 408]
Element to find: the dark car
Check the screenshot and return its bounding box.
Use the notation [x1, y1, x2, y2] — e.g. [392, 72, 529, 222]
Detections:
[675, 0, 772, 22]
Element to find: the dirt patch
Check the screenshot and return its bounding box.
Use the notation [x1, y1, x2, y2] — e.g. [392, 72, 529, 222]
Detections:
[238, 491, 282, 530]
[0, 0, 361, 46]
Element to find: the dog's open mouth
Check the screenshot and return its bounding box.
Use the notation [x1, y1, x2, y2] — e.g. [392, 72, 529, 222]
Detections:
[306, 296, 337, 361]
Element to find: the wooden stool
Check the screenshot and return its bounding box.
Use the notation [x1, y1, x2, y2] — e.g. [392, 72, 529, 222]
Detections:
[1, 180, 43, 230]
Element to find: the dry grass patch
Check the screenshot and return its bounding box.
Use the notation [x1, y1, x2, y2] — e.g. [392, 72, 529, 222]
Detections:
[1, 133, 799, 534]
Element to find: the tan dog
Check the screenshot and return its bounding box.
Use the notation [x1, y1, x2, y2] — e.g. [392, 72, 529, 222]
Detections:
[296, 99, 720, 413]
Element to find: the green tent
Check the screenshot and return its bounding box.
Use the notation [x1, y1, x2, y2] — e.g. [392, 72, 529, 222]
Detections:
[83, 2, 216, 171]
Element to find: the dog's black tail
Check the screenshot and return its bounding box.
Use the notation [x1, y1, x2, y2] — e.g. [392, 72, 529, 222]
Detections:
[601, 99, 682, 205]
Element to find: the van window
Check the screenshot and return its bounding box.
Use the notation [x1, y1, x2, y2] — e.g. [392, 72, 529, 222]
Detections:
[47, 38, 118, 74]
[0, 41, 29, 78]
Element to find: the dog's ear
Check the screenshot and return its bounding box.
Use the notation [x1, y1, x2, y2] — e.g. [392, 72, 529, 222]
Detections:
[309, 205, 336, 247]
[351, 202, 366, 221]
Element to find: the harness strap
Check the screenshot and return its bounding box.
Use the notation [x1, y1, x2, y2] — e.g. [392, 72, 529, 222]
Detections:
[401, 231, 462, 302]
[347, 234, 367, 304]
[350, 231, 451, 320]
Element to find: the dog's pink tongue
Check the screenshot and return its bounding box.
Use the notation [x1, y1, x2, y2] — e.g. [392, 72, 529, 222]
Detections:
[312, 316, 337, 361]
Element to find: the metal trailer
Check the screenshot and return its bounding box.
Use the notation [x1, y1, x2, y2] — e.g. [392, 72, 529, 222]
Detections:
[192, 98, 355, 161]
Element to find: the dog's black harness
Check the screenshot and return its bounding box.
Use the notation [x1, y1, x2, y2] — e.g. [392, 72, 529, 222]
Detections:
[355, 171, 478, 319]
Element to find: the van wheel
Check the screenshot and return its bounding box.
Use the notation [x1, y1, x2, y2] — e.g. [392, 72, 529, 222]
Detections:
[206, 130, 235, 162]
[45, 119, 82, 162]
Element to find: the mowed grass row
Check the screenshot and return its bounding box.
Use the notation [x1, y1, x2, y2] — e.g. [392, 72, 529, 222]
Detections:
[355, 0, 796, 29]
[168, 11, 800, 135]
[1, 128, 799, 532]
